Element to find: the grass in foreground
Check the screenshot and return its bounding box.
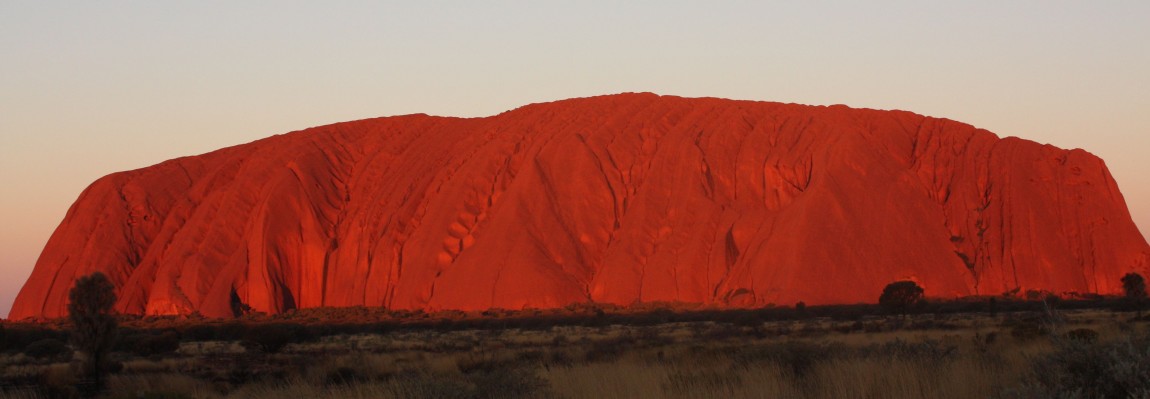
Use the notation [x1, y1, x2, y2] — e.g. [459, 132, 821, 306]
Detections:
[2, 308, 1148, 398]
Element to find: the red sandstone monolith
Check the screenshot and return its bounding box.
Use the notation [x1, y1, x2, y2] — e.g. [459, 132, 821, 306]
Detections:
[10, 93, 1149, 319]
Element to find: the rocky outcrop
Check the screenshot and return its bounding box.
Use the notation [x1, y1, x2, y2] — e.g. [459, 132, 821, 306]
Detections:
[10, 93, 1149, 319]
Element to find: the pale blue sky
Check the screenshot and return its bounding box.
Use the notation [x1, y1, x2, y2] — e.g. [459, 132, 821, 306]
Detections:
[2, 2, 1148, 318]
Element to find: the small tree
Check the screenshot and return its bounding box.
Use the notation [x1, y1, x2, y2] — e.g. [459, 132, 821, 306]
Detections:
[68, 272, 118, 396]
[1121, 272, 1147, 319]
[879, 280, 924, 317]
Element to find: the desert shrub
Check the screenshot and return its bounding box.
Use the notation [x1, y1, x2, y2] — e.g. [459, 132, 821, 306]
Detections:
[551, 334, 568, 347]
[862, 321, 885, 333]
[1009, 320, 1050, 342]
[113, 392, 195, 399]
[216, 322, 251, 342]
[387, 362, 549, 399]
[430, 338, 475, 353]
[837, 321, 865, 334]
[388, 371, 475, 399]
[729, 310, 763, 328]
[583, 335, 636, 362]
[139, 331, 181, 357]
[219, 368, 254, 386]
[323, 366, 366, 386]
[794, 321, 831, 338]
[1012, 334, 1150, 398]
[455, 351, 514, 375]
[118, 330, 181, 357]
[662, 369, 743, 396]
[907, 318, 961, 330]
[102, 373, 217, 399]
[453, 354, 553, 399]
[240, 323, 315, 353]
[1122, 272, 1147, 298]
[694, 323, 745, 341]
[1123, 272, 1147, 318]
[24, 338, 70, 360]
[467, 367, 551, 399]
[734, 341, 836, 377]
[113, 331, 143, 353]
[638, 325, 675, 344]
[631, 308, 678, 326]
[865, 338, 958, 361]
[1065, 328, 1099, 343]
[879, 280, 924, 316]
[0, 326, 64, 354]
[37, 364, 81, 399]
[545, 349, 573, 366]
[180, 324, 219, 341]
[984, 331, 999, 345]
[824, 305, 869, 321]
[514, 349, 546, 363]
[241, 326, 291, 354]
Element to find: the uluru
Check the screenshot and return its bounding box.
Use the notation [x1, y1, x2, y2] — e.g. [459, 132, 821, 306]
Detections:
[10, 93, 1149, 319]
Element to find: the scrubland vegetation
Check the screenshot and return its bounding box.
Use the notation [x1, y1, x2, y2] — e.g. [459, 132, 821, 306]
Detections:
[2, 298, 1149, 399]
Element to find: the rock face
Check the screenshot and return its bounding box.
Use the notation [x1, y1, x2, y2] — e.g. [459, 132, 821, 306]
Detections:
[10, 93, 1150, 319]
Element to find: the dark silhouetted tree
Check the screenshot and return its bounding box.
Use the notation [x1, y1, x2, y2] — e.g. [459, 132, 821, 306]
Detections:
[879, 280, 924, 316]
[1122, 272, 1146, 319]
[68, 272, 118, 396]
